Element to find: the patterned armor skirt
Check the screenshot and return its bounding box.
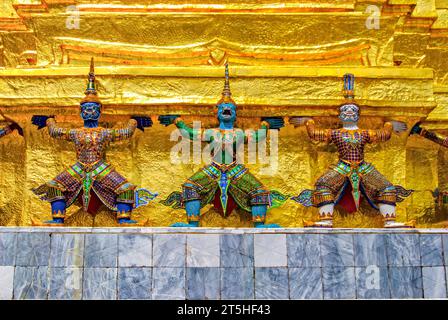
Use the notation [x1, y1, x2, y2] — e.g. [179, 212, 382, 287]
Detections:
[293, 160, 412, 211]
[32, 160, 136, 212]
[162, 162, 286, 217]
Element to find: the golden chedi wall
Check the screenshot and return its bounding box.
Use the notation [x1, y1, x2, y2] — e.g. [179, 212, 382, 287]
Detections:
[0, 0, 447, 227]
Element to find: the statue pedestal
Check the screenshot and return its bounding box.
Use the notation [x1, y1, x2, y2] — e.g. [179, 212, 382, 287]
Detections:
[0, 227, 447, 300]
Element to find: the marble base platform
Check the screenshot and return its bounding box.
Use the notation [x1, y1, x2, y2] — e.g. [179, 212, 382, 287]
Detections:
[0, 227, 447, 300]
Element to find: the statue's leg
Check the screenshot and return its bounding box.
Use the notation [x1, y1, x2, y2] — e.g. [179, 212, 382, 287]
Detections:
[184, 199, 200, 227]
[229, 169, 279, 228]
[49, 199, 66, 224]
[306, 170, 345, 228]
[171, 173, 210, 227]
[363, 170, 415, 228]
[115, 190, 137, 224]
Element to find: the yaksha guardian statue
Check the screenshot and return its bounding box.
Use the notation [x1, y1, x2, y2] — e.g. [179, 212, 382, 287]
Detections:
[291, 73, 414, 228]
[159, 64, 287, 228]
[31, 58, 156, 226]
[410, 123, 448, 148]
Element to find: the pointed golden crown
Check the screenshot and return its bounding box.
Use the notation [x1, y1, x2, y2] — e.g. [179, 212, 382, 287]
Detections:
[81, 57, 101, 105]
[217, 63, 236, 105]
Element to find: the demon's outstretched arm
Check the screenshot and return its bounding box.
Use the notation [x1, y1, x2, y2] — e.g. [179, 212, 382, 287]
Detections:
[305, 119, 332, 143]
[411, 123, 448, 148]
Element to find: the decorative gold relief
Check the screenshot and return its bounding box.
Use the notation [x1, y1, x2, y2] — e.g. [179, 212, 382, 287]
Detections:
[0, 0, 448, 227]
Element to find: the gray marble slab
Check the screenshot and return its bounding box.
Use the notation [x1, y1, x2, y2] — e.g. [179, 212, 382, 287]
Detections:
[0, 233, 16, 266]
[0, 266, 14, 299]
[289, 267, 322, 299]
[422, 267, 447, 299]
[386, 234, 421, 266]
[82, 268, 117, 300]
[389, 267, 423, 299]
[254, 234, 287, 267]
[255, 267, 289, 299]
[322, 267, 356, 299]
[186, 267, 220, 300]
[355, 266, 390, 299]
[152, 267, 185, 300]
[118, 267, 152, 300]
[50, 234, 84, 267]
[443, 235, 448, 266]
[49, 267, 83, 300]
[118, 234, 152, 267]
[287, 234, 321, 267]
[84, 234, 118, 268]
[321, 234, 354, 267]
[153, 234, 186, 267]
[13, 267, 48, 300]
[420, 235, 444, 267]
[220, 234, 254, 268]
[187, 234, 220, 268]
[353, 234, 387, 267]
[221, 268, 254, 299]
[15, 233, 50, 267]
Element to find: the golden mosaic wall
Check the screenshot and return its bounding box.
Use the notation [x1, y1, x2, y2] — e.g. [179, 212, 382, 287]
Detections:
[0, 0, 447, 227]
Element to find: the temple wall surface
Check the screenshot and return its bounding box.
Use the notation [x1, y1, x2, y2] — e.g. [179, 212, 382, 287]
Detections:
[1, 227, 447, 300]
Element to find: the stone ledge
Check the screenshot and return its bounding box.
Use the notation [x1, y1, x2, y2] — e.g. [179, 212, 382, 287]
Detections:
[1, 228, 447, 300]
[0, 226, 447, 234]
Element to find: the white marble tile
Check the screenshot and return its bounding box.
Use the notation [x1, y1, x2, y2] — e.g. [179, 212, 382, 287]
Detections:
[153, 234, 186, 267]
[50, 234, 84, 267]
[83, 268, 117, 300]
[49, 267, 83, 300]
[13, 267, 49, 300]
[118, 234, 152, 267]
[0, 266, 14, 300]
[254, 234, 287, 267]
[187, 234, 220, 267]
[152, 267, 185, 300]
[84, 234, 118, 268]
[422, 267, 447, 299]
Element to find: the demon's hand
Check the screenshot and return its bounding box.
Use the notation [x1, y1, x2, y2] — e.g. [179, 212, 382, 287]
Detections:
[289, 117, 312, 127]
[390, 121, 407, 133]
[131, 116, 153, 132]
[158, 115, 180, 127]
[410, 122, 422, 135]
[261, 117, 285, 130]
[32, 115, 54, 130]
